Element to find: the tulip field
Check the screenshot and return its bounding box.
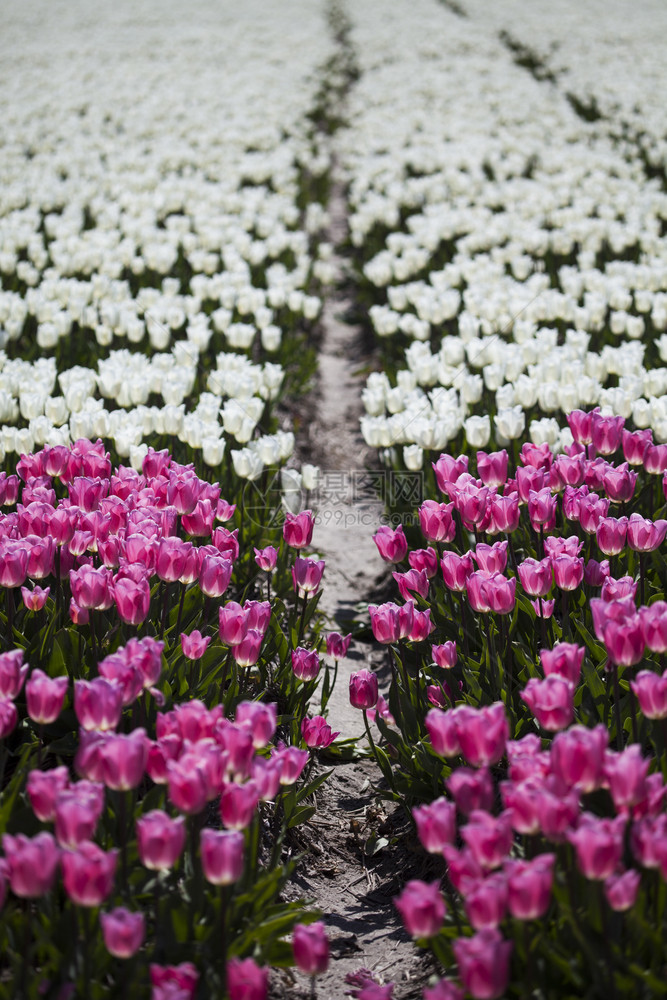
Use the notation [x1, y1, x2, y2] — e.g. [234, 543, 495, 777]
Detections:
[1, 0, 667, 997]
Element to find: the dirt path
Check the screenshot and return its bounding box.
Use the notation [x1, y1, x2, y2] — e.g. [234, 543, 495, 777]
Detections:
[288, 143, 430, 1000]
[308, 175, 387, 739]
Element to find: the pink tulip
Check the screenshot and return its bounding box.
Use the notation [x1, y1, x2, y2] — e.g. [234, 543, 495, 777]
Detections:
[180, 630, 211, 660]
[167, 757, 209, 815]
[0, 472, 20, 505]
[198, 553, 233, 598]
[528, 488, 557, 532]
[627, 512, 667, 552]
[373, 524, 408, 563]
[100, 729, 148, 791]
[292, 556, 326, 598]
[62, 841, 117, 906]
[200, 828, 244, 885]
[596, 516, 628, 556]
[349, 670, 379, 710]
[466, 571, 491, 613]
[433, 453, 468, 493]
[136, 811, 186, 870]
[602, 612, 645, 667]
[69, 565, 114, 610]
[645, 443, 667, 475]
[211, 526, 239, 562]
[326, 631, 351, 659]
[520, 442, 554, 471]
[419, 500, 456, 543]
[234, 701, 277, 749]
[550, 724, 608, 792]
[101, 907, 145, 958]
[521, 676, 574, 731]
[604, 869, 641, 911]
[461, 810, 513, 872]
[603, 463, 637, 502]
[408, 608, 434, 641]
[539, 643, 585, 684]
[114, 574, 151, 625]
[227, 957, 268, 1000]
[463, 872, 508, 930]
[220, 781, 260, 830]
[432, 641, 457, 669]
[631, 670, 667, 719]
[293, 921, 330, 976]
[424, 981, 464, 1000]
[274, 746, 309, 785]
[584, 557, 610, 586]
[156, 537, 192, 583]
[182, 498, 215, 537]
[454, 482, 490, 530]
[409, 547, 439, 578]
[413, 798, 457, 853]
[426, 708, 461, 757]
[150, 963, 199, 1000]
[552, 553, 584, 591]
[605, 745, 650, 812]
[283, 510, 314, 549]
[477, 450, 508, 488]
[578, 492, 610, 533]
[0, 699, 17, 739]
[452, 928, 512, 1000]
[2, 832, 60, 898]
[291, 647, 320, 681]
[393, 568, 429, 603]
[639, 602, 667, 653]
[517, 557, 552, 598]
[0, 539, 29, 588]
[591, 412, 624, 455]
[622, 428, 652, 466]
[473, 543, 507, 579]
[440, 551, 474, 592]
[551, 454, 585, 490]
[515, 465, 545, 503]
[301, 716, 340, 748]
[254, 545, 278, 572]
[368, 602, 402, 643]
[567, 814, 626, 880]
[218, 602, 251, 650]
[505, 853, 555, 919]
[486, 493, 520, 535]
[446, 766, 494, 816]
[500, 778, 543, 835]
[26, 766, 69, 822]
[0, 650, 28, 699]
[55, 783, 104, 847]
[21, 584, 50, 611]
[74, 678, 123, 732]
[394, 879, 446, 937]
[454, 703, 509, 767]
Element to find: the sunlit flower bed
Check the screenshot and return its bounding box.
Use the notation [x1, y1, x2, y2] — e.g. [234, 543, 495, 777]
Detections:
[340, 0, 667, 463]
[358, 410, 667, 997]
[0, 439, 346, 996]
[0, 0, 333, 478]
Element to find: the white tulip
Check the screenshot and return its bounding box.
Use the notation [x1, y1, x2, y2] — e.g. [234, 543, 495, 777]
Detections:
[301, 464, 320, 491]
[495, 405, 525, 441]
[464, 414, 490, 448]
[232, 448, 263, 481]
[403, 444, 424, 470]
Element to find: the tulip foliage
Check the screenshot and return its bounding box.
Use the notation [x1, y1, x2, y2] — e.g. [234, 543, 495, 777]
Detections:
[360, 411, 667, 997]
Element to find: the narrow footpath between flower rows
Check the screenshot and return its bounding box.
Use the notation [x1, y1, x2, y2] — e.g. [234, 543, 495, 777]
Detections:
[277, 8, 436, 997]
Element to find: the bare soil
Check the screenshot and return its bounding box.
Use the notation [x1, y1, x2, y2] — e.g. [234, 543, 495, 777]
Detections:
[273, 175, 436, 999]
